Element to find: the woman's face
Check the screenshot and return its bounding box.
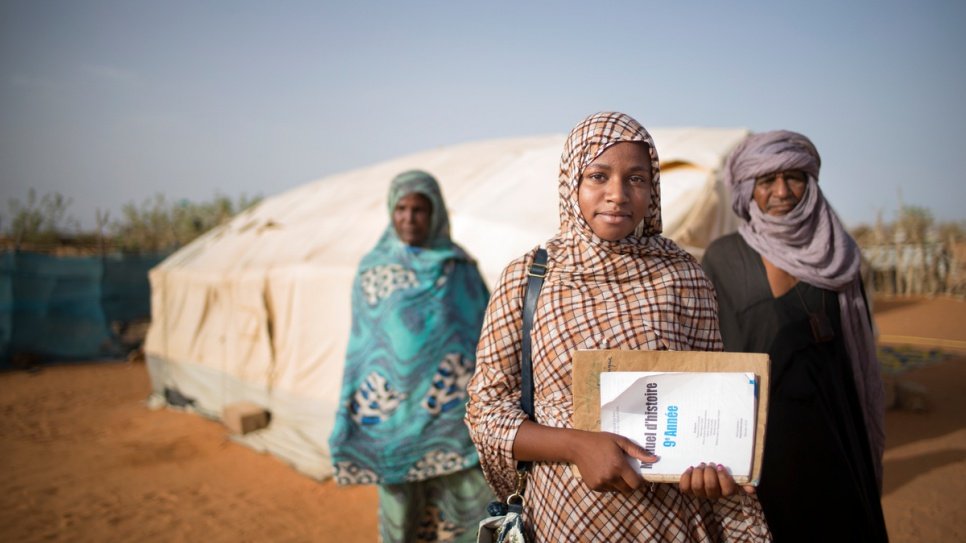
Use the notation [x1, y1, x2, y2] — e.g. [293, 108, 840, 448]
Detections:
[577, 142, 652, 241]
[392, 192, 433, 246]
[752, 170, 807, 216]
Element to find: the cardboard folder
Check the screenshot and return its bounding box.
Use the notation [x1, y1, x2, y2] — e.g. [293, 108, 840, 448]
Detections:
[571, 349, 770, 485]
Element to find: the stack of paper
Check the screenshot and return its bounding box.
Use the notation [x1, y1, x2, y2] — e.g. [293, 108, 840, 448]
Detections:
[600, 372, 756, 479]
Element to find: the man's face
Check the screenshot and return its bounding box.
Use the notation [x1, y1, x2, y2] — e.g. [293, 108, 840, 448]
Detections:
[392, 192, 433, 246]
[752, 170, 807, 216]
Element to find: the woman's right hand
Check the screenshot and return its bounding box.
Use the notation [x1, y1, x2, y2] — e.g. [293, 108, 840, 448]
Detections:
[566, 430, 658, 495]
[513, 422, 657, 495]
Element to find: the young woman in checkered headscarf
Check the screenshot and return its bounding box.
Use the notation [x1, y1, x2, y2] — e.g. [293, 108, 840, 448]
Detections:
[466, 112, 771, 541]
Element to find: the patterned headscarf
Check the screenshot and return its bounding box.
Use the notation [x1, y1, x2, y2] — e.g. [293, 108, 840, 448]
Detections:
[385, 169, 451, 249]
[329, 170, 490, 485]
[724, 130, 885, 486]
[558, 111, 663, 238]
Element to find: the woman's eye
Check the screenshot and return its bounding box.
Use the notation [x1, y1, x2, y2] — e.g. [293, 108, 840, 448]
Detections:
[585, 172, 606, 182]
[628, 176, 647, 185]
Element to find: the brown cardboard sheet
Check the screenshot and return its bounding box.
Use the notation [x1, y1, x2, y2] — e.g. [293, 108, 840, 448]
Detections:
[571, 349, 770, 484]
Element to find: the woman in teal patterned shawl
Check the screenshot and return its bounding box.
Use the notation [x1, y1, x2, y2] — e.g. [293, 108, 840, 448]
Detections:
[329, 170, 493, 542]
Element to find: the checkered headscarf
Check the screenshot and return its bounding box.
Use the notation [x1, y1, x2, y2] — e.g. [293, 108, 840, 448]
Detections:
[542, 111, 715, 349]
[558, 111, 663, 238]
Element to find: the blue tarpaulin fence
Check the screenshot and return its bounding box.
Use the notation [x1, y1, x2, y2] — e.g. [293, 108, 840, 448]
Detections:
[0, 251, 167, 366]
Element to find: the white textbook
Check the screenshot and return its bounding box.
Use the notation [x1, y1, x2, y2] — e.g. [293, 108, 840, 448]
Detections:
[600, 371, 757, 479]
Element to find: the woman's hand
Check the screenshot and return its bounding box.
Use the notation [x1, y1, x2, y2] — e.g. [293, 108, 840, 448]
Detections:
[512, 422, 657, 495]
[678, 462, 756, 499]
[567, 430, 658, 495]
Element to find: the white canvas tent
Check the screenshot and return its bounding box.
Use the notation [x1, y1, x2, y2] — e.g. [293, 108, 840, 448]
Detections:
[144, 128, 750, 480]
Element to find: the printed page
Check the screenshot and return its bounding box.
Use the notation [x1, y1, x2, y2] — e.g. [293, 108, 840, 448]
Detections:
[600, 372, 756, 478]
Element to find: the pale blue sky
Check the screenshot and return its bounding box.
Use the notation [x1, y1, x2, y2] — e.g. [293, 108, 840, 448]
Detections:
[2, 0, 964, 229]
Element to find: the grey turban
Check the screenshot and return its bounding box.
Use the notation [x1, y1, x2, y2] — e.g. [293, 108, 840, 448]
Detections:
[724, 130, 821, 221]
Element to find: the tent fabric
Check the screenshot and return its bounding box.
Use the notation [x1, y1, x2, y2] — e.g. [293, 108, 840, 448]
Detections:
[144, 128, 750, 480]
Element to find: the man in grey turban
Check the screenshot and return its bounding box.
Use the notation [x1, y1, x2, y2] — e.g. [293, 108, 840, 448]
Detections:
[702, 131, 887, 542]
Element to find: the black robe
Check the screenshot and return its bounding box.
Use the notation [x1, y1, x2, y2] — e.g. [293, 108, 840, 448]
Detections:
[702, 233, 887, 543]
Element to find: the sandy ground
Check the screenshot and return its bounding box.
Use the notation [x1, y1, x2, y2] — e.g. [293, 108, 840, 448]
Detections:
[1, 296, 964, 542]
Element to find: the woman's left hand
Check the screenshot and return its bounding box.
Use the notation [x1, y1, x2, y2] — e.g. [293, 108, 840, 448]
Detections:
[678, 462, 756, 499]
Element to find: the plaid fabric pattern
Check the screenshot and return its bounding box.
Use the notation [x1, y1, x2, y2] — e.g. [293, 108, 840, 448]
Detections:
[465, 112, 772, 541]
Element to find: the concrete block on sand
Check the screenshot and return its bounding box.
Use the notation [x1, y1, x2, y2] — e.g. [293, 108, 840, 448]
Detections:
[223, 402, 270, 434]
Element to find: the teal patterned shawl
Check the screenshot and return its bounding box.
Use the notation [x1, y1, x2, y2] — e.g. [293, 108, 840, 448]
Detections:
[329, 170, 490, 485]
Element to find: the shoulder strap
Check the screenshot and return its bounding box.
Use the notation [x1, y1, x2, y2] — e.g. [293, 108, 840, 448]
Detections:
[520, 247, 547, 420]
[516, 247, 547, 476]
